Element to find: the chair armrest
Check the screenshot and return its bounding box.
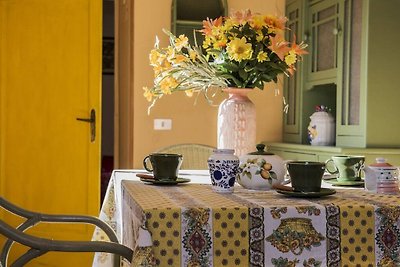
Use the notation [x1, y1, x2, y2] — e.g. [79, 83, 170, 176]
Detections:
[0, 197, 131, 266]
[0, 219, 133, 265]
[0, 197, 118, 242]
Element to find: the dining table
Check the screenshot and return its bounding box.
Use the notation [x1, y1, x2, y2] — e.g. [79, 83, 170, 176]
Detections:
[92, 169, 400, 267]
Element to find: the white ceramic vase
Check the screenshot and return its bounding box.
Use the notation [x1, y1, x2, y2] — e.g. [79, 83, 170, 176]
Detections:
[307, 111, 335, 146]
[217, 88, 256, 157]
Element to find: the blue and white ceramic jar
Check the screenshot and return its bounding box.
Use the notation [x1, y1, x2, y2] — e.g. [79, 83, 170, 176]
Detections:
[208, 149, 239, 193]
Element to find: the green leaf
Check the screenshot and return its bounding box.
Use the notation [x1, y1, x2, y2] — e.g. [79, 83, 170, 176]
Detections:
[221, 62, 239, 72]
[255, 80, 264, 90]
[220, 74, 243, 87]
[239, 68, 248, 81]
[255, 64, 267, 72]
[261, 73, 274, 81]
[230, 27, 242, 34]
[244, 65, 255, 72]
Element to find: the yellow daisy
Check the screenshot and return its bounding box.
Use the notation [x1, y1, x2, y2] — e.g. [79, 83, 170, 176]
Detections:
[159, 77, 178, 94]
[175, 34, 189, 51]
[149, 49, 163, 66]
[285, 50, 297, 66]
[143, 87, 153, 102]
[213, 36, 227, 49]
[202, 37, 212, 49]
[172, 54, 188, 64]
[257, 51, 269, 62]
[251, 15, 266, 30]
[226, 37, 253, 62]
[256, 32, 264, 42]
[189, 50, 198, 61]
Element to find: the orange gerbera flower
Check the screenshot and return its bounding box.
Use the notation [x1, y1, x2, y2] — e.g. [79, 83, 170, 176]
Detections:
[290, 35, 308, 56]
[264, 15, 287, 31]
[268, 35, 290, 61]
[200, 17, 223, 36]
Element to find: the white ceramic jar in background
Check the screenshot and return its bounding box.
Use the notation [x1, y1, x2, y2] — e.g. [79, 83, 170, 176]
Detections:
[207, 149, 239, 193]
[307, 111, 335, 146]
[237, 144, 286, 190]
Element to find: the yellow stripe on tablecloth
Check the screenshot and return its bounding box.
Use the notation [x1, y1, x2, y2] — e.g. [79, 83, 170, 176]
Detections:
[122, 182, 181, 267]
[339, 201, 375, 266]
[212, 207, 249, 267]
[145, 208, 181, 267]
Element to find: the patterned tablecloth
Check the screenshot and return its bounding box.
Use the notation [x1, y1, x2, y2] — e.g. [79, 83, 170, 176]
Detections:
[93, 170, 400, 267]
[92, 170, 212, 267]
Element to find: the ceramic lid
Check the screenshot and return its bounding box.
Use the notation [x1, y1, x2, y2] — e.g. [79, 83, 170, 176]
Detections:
[247, 144, 274, 155]
[370, 157, 393, 167]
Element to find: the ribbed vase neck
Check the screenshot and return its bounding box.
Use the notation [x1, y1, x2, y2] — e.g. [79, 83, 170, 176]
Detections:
[223, 88, 253, 99]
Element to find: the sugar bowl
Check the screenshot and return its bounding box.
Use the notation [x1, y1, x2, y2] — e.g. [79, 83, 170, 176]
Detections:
[237, 144, 286, 190]
[364, 158, 399, 194]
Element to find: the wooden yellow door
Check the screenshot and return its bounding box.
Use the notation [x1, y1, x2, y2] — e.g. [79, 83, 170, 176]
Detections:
[0, 0, 102, 266]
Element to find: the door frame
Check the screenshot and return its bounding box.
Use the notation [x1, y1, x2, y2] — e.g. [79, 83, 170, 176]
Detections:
[114, 0, 134, 169]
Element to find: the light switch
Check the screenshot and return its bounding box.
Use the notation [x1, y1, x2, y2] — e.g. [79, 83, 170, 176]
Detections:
[154, 119, 172, 130]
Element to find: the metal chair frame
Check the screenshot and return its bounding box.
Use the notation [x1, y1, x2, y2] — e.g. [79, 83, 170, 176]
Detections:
[0, 197, 132, 267]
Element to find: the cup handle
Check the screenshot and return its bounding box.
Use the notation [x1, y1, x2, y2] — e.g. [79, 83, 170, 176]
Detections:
[355, 161, 365, 177]
[143, 156, 153, 172]
[325, 159, 338, 174]
[283, 160, 293, 184]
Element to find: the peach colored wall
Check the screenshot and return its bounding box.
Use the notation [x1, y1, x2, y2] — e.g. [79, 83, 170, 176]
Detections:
[133, 0, 284, 168]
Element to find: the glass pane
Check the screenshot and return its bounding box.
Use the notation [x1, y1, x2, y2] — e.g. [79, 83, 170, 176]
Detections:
[288, 20, 297, 42]
[289, 9, 298, 21]
[176, 24, 204, 45]
[176, 0, 224, 20]
[342, 0, 362, 126]
[317, 19, 335, 71]
[317, 5, 336, 20]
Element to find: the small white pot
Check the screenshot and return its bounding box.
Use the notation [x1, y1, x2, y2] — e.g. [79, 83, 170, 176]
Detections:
[364, 158, 399, 194]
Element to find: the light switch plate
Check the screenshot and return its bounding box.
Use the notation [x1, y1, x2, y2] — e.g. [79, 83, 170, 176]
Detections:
[154, 119, 172, 130]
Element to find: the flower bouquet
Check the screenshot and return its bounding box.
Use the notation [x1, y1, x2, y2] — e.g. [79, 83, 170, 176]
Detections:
[143, 9, 307, 111]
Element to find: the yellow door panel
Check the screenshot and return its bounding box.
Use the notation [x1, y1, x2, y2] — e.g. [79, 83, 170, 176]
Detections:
[0, 0, 102, 266]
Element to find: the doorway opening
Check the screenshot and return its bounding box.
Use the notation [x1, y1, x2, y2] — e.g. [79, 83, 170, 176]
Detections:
[101, 0, 115, 202]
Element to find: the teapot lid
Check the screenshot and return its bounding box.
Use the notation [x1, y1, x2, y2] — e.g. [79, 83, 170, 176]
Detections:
[370, 157, 393, 167]
[248, 144, 274, 155]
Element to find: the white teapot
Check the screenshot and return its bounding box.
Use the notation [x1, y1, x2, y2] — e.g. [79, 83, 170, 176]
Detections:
[364, 158, 399, 193]
[237, 144, 286, 190]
